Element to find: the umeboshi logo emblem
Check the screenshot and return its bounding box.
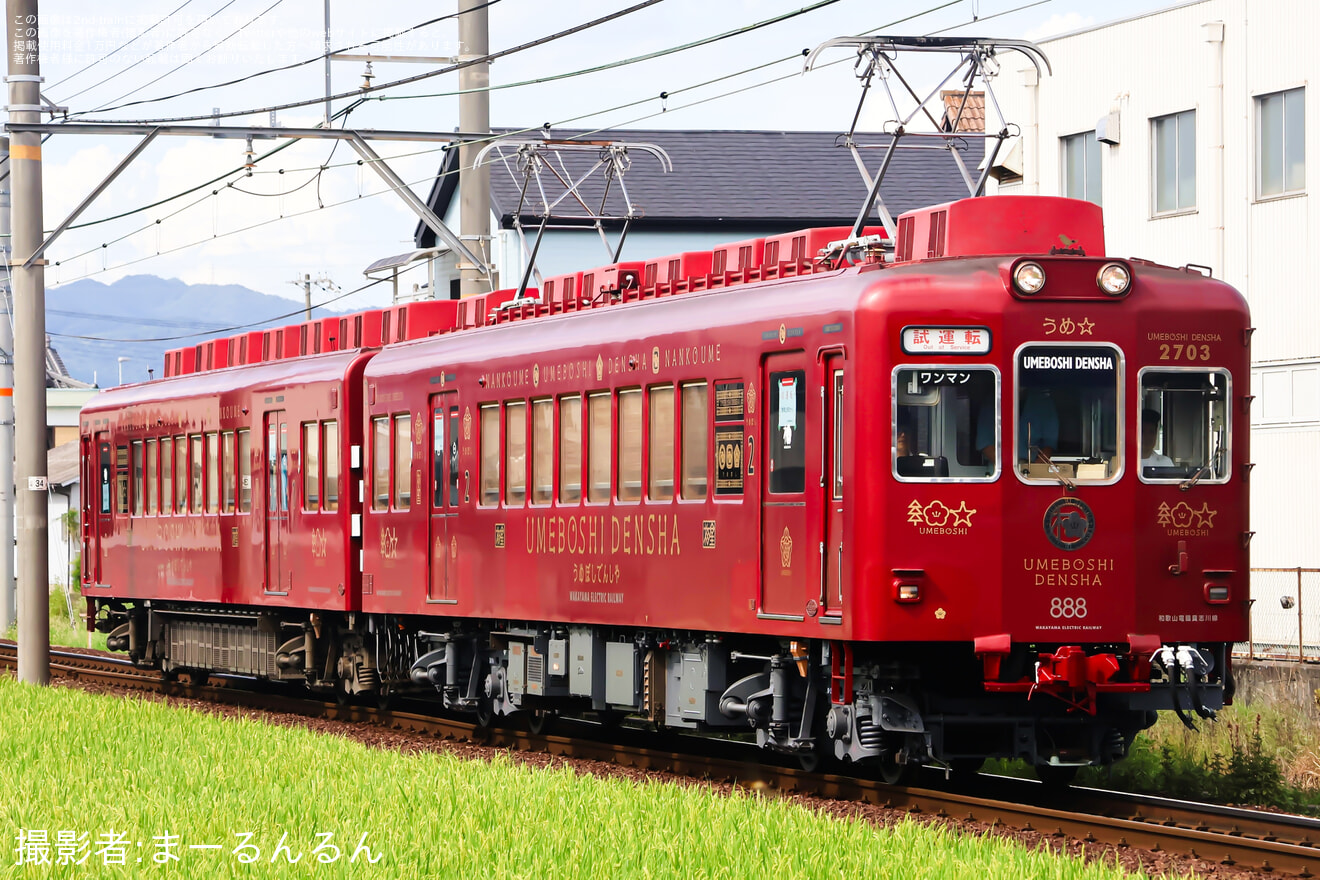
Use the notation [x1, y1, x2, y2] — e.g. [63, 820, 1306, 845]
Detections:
[1043, 497, 1095, 551]
[463, 407, 472, 441]
[596, 354, 604, 381]
[779, 527, 793, 570]
[651, 346, 660, 374]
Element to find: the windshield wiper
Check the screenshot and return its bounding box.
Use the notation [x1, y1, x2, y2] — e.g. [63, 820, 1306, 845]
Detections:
[1179, 464, 1210, 492]
[1035, 449, 1076, 490]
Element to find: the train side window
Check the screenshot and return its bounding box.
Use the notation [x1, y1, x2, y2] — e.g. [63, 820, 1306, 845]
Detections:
[768, 370, 806, 494]
[145, 439, 159, 515]
[893, 367, 999, 482]
[323, 422, 339, 511]
[559, 395, 582, 503]
[206, 433, 219, 512]
[1138, 368, 1231, 483]
[371, 416, 390, 511]
[1014, 346, 1120, 484]
[131, 441, 144, 516]
[479, 404, 500, 506]
[531, 398, 553, 505]
[115, 446, 129, 514]
[160, 437, 173, 514]
[617, 389, 642, 502]
[586, 393, 610, 503]
[174, 435, 187, 512]
[446, 408, 459, 507]
[189, 435, 203, 513]
[394, 413, 412, 509]
[237, 429, 252, 513]
[303, 423, 320, 512]
[649, 385, 675, 501]
[221, 432, 235, 513]
[505, 401, 526, 506]
[680, 382, 708, 500]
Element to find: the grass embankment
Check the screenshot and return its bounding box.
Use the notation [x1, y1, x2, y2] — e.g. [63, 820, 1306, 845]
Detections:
[2, 590, 106, 651]
[0, 679, 1158, 880]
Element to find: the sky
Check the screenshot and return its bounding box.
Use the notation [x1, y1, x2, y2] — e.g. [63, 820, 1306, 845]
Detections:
[26, 0, 1180, 322]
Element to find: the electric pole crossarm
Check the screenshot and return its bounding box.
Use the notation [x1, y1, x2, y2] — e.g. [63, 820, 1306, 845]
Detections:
[23, 128, 159, 268]
[345, 134, 489, 276]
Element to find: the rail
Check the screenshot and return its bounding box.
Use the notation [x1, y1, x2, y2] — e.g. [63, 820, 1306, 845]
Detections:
[3, 641, 1318, 877]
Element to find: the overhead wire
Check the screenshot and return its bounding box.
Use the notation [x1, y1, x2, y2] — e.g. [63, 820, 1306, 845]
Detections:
[49, 0, 1049, 340]
[55, 0, 242, 105]
[90, 0, 292, 113]
[47, 0, 198, 91]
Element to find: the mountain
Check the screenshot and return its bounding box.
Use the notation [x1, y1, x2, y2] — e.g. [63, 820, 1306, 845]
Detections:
[45, 275, 348, 387]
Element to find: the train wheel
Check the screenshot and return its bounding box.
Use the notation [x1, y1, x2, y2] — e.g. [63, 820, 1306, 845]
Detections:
[474, 703, 495, 729]
[187, 670, 209, 687]
[876, 751, 915, 786]
[1035, 764, 1079, 788]
[527, 709, 555, 736]
[376, 687, 393, 713]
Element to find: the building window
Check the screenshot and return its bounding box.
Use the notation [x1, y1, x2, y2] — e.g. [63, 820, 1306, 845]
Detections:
[1061, 131, 1101, 205]
[1258, 87, 1305, 197]
[1152, 110, 1195, 213]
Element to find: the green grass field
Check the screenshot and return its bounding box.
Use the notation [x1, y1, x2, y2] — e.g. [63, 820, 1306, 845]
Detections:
[0, 677, 1161, 880]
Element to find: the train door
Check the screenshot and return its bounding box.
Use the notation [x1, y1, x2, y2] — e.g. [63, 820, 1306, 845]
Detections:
[822, 356, 845, 619]
[264, 411, 290, 595]
[760, 351, 819, 618]
[428, 392, 460, 602]
[87, 432, 111, 584]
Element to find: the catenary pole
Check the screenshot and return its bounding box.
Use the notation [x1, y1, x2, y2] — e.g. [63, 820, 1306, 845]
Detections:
[458, 0, 490, 297]
[7, 0, 50, 684]
[0, 137, 14, 632]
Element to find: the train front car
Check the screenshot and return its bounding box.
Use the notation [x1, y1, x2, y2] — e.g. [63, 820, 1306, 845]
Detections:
[846, 195, 1250, 780]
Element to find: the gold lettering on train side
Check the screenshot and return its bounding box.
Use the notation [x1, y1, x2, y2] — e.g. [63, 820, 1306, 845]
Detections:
[660, 343, 721, 370]
[1156, 501, 1216, 537]
[596, 355, 604, 381]
[495, 523, 506, 549]
[311, 528, 329, 559]
[533, 364, 540, 388]
[906, 499, 977, 534]
[525, 513, 681, 557]
[379, 526, 399, 560]
[463, 407, 472, 441]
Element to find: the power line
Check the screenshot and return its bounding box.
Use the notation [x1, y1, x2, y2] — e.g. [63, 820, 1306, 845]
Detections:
[55, 0, 241, 105]
[47, 0, 198, 91]
[63, 1, 502, 116]
[90, 0, 292, 113]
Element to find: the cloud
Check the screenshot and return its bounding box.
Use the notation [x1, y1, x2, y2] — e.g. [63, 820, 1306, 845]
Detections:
[1023, 12, 1095, 43]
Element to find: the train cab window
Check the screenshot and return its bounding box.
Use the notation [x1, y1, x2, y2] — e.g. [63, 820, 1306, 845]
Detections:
[617, 389, 642, 502]
[221, 432, 235, 513]
[769, 370, 806, 494]
[680, 383, 708, 500]
[479, 404, 500, 506]
[559, 395, 582, 504]
[303, 423, 319, 512]
[371, 416, 390, 511]
[649, 385, 675, 501]
[531, 398, 553, 505]
[586, 393, 611, 503]
[206, 433, 219, 512]
[131, 442, 144, 516]
[174, 436, 187, 512]
[1014, 346, 1121, 483]
[893, 367, 999, 482]
[189, 435, 203, 513]
[505, 402, 526, 506]
[394, 414, 413, 508]
[1138, 369, 1231, 483]
[323, 422, 339, 512]
[237, 429, 252, 512]
[145, 440, 158, 515]
[160, 437, 173, 514]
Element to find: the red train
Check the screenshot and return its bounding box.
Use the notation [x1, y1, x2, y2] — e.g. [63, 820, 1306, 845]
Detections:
[81, 195, 1250, 781]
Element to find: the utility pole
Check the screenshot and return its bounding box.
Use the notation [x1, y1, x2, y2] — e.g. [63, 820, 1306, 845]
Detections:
[7, 0, 50, 684]
[0, 137, 15, 633]
[458, 0, 490, 298]
[322, 0, 332, 126]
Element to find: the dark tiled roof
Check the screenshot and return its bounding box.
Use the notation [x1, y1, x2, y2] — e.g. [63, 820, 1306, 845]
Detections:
[416, 128, 984, 247]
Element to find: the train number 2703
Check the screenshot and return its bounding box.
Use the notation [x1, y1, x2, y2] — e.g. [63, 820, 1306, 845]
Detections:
[1049, 597, 1088, 619]
[1159, 343, 1211, 361]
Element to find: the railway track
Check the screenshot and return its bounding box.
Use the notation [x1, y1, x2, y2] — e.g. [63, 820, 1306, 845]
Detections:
[4, 641, 1316, 877]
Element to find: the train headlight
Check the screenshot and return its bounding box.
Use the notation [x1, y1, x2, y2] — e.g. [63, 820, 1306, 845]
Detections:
[1013, 261, 1046, 295]
[892, 580, 921, 603]
[1097, 262, 1131, 296]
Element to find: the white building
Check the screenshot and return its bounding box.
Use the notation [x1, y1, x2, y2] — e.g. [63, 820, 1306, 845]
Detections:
[991, 0, 1316, 654]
